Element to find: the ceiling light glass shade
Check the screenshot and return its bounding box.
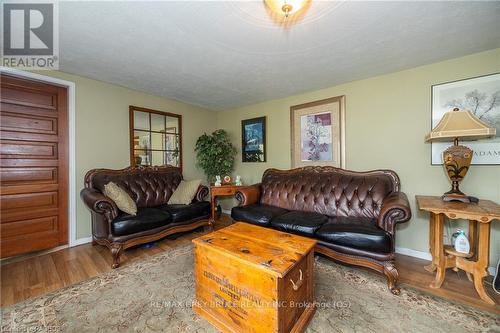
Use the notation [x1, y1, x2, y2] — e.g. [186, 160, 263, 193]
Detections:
[425, 108, 496, 142]
[264, 0, 309, 17]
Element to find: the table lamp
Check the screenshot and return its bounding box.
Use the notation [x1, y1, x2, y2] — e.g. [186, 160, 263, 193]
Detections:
[425, 108, 496, 203]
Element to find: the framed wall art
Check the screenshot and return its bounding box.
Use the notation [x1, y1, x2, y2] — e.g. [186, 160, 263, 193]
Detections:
[290, 96, 345, 168]
[241, 116, 266, 162]
[431, 73, 500, 165]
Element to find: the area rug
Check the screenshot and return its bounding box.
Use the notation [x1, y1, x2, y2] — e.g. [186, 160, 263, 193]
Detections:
[1, 245, 498, 333]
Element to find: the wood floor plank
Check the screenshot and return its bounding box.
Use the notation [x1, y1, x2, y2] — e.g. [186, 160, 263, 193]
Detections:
[8, 262, 26, 304]
[0, 264, 16, 306]
[83, 246, 110, 273]
[1, 215, 498, 315]
[50, 250, 74, 286]
[24, 258, 41, 288]
[76, 250, 100, 278]
[35, 255, 61, 290]
[0, 284, 14, 306]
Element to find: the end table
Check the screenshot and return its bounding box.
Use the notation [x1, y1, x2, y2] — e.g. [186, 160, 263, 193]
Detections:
[416, 195, 500, 305]
[209, 184, 245, 225]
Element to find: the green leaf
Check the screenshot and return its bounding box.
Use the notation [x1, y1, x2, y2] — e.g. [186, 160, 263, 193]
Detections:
[194, 129, 237, 182]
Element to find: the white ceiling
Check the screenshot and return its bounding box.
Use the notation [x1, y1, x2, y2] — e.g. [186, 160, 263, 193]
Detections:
[59, 1, 500, 111]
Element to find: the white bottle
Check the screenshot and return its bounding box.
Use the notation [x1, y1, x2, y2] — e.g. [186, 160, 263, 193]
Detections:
[454, 230, 470, 254]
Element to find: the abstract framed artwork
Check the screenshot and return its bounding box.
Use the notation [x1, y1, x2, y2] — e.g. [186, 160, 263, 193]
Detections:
[290, 96, 345, 168]
[242, 116, 266, 162]
[431, 73, 500, 165]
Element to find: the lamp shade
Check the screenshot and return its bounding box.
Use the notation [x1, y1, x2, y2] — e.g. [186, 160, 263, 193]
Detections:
[425, 108, 496, 142]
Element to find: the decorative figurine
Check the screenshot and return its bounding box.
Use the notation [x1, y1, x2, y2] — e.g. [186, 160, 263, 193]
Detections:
[215, 175, 222, 186]
[235, 175, 242, 186]
[223, 175, 231, 184]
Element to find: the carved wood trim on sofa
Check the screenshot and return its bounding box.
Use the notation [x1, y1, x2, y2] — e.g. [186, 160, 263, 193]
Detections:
[93, 219, 211, 268]
[314, 244, 400, 295]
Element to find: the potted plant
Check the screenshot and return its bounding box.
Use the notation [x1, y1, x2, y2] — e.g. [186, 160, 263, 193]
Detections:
[195, 129, 237, 183]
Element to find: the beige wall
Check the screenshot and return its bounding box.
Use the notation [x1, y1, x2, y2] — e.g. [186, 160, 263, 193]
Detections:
[216, 48, 500, 267]
[27, 49, 499, 267]
[34, 71, 217, 239]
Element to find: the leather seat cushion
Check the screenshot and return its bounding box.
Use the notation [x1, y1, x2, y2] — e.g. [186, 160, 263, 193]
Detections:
[231, 204, 289, 226]
[270, 211, 328, 236]
[159, 201, 210, 223]
[112, 208, 171, 236]
[315, 216, 392, 253]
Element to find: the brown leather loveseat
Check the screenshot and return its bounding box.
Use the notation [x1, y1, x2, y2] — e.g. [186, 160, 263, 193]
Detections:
[81, 166, 210, 268]
[232, 166, 411, 294]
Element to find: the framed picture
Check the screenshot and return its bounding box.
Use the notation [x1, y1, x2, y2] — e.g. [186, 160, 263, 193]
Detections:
[242, 116, 266, 162]
[290, 96, 345, 168]
[431, 73, 500, 165]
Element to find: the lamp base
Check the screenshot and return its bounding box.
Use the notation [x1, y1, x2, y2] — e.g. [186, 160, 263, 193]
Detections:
[441, 143, 477, 204]
[442, 193, 479, 204]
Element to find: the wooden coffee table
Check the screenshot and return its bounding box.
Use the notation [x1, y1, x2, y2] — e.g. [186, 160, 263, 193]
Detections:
[192, 222, 317, 333]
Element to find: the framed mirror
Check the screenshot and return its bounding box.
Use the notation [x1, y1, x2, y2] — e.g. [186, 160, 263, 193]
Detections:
[129, 106, 182, 169]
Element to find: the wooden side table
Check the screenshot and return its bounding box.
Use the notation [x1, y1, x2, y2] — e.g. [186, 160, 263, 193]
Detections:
[416, 195, 500, 305]
[209, 184, 244, 224]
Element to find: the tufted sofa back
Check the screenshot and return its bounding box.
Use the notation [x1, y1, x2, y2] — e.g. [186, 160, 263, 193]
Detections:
[260, 167, 400, 219]
[84, 166, 182, 208]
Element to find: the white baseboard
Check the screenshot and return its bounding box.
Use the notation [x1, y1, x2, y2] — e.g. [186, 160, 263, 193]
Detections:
[395, 247, 432, 261]
[396, 246, 496, 276]
[72, 236, 92, 246]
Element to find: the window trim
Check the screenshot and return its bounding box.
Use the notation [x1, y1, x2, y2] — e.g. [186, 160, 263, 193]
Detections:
[129, 105, 182, 170]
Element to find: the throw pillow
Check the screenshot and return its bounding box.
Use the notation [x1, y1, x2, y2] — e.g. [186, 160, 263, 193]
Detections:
[103, 182, 137, 215]
[168, 179, 202, 205]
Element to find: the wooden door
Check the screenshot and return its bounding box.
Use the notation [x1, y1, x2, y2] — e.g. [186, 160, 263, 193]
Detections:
[0, 74, 69, 258]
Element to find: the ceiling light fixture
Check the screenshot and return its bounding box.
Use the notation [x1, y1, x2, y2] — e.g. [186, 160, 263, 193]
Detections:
[264, 0, 308, 18]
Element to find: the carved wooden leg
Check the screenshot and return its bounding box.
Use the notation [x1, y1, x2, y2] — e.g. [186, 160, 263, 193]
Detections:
[468, 220, 477, 260]
[472, 272, 494, 305]
[472, 222, 495, 305]
[210, 194, 217, 224]
[430, 213, 446, 289]
[111, 244, 123, 269]
[383, 262, 400, 295]
[424, 212, 437, 273]
[208, 219, 215, 231]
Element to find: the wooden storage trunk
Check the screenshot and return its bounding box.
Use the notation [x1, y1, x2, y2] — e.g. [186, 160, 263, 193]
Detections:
[192, 222, 317, 333]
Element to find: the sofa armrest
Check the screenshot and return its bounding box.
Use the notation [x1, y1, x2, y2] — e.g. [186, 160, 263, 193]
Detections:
[193, 185, 209, 202]
[377, 191, 412, 234]
[235, 184, 261, 206]
[80, 188, 119, 222]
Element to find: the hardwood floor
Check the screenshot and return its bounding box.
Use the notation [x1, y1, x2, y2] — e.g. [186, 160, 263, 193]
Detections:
[1, 215, 499, 315]
[396, 252, 499, 314]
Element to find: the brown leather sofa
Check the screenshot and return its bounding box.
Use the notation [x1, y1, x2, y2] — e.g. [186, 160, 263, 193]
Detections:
[232, 166, 411, 294]
[81, 166, 210, 268]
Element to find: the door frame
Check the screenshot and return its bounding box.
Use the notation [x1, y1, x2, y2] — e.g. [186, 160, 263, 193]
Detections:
[0, 66, 78, 247]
